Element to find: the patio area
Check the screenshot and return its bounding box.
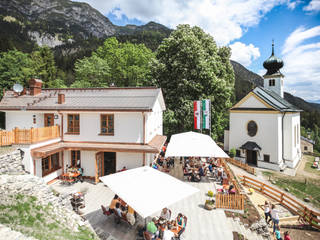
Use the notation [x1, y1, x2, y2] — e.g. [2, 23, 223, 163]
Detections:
[51, 161, 235, 240]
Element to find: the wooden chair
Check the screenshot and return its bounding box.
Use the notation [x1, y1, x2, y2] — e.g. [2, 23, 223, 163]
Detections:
[101, 205, 111, 216]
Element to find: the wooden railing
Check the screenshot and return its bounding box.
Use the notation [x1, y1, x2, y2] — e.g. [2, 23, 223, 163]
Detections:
[240, 175, 320, 230]
[216, 194, 244, 210]
[0, 125, 60, 146]
[215, 159, 245, 210]
[225, 158, 256, 175]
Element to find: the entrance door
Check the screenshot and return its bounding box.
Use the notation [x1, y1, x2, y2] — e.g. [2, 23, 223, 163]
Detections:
[95, 152, 103, 184]
[246, 150, 257, 165]
[104, 152, 116, 175]
[44, 113, 54, 127]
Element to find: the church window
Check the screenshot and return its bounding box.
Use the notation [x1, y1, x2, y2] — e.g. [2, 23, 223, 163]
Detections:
[247, 121, 258, 137]
[304, 146, 308, 151]
[269, 79, 275, 86]
[263, 154, 270, 162]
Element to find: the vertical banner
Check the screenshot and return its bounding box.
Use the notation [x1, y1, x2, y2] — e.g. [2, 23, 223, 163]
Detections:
[202, 99, 210, 129]
[193, 100, 201, 129]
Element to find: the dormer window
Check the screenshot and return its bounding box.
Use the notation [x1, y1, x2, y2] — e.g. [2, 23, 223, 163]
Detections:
[269, 79, 275, 86]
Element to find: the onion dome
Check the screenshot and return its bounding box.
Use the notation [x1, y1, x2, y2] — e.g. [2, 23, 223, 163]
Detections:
[263, 40, 284, 75]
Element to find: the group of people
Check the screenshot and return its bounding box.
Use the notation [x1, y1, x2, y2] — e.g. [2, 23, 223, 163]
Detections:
[65, 164, 84, 183]
[147, 208, 186, 240]
[260, 201, 291, 240]
[108, 194, 135, 225]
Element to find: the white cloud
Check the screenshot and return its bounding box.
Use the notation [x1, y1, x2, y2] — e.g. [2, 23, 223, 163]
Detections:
[230, 42, 260, 67]
[303, 0, 320, 12]
[281, 26, 320, 101]
[72, 0, 293, 45]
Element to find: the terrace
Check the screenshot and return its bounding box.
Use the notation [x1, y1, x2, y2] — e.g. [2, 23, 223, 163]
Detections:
[0, 125, 60, 146]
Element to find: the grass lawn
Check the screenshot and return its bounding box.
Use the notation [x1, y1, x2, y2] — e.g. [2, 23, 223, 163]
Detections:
[262, 171, 320, 209]
[0, 194, 98, 240]
[304, 155, 320, 176]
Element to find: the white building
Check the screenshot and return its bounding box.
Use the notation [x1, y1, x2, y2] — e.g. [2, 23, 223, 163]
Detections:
[0, 79, 166, 183]
[224, 43, 302, 171]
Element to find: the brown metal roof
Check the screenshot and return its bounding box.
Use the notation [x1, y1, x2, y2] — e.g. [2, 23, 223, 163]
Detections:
[0, 87, 165, 111]
[32, 135, 166, 158]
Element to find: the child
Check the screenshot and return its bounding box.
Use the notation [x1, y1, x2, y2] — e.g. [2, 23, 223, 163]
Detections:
[284, 231, 291, 240]
[275, 225, 282, 240]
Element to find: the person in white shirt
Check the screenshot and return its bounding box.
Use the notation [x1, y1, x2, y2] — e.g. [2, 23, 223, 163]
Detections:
[162, 225, 175, 240]
[160, 208, 171, 221]
[271, 204, 281, 234]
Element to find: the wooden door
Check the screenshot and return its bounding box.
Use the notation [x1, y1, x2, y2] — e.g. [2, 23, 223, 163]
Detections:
[103, 152, 116, 175]
[95, 152, 103, 184]
[246, 150, 257, 165]
[44, 114, 54, 127]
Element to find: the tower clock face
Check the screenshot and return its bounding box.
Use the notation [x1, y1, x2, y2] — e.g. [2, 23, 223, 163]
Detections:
[247, 121, 258, 137]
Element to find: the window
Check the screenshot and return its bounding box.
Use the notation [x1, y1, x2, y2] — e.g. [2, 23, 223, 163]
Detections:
[41, 153, 60, 177]
[263, 154, 270, 162]
[71, 150, 81, 167]
[269, 79, 275, 86]
[304, 146, 308, 151]
[247, 120, 258, 137]
[100, 114, 114, 135]
[67, 114, 80, 134]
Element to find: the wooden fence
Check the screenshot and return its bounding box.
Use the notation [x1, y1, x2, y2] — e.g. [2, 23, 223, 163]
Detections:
[214, 159, 245, 210]
[216, 194, 244, 210]
[225, 158, 256, 175]
[240, 175, 320, 230]
[0, 125, 60, 146]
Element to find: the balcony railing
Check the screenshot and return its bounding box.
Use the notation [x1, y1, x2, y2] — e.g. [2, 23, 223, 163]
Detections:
[0, 125, 60, 146]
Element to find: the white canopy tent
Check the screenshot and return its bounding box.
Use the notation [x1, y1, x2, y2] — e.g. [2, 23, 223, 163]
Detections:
[165, 131, 229, 158]
[99, 166, 199, 219]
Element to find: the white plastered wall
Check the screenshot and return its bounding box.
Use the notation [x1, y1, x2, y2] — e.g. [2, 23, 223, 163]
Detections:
[116, 152, 143, 171]
[62, 112, 143, 143]
[237, 95, 268, 109]
[229, 112, 281, 167]
[145, 99, 163, 143]
[5, 111, 61, 130]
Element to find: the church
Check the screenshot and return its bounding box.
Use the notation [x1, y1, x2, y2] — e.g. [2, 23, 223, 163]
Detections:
[224, 43, 302, 171]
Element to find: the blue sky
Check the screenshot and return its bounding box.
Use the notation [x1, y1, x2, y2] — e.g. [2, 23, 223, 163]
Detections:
[74, 0, 320, 103]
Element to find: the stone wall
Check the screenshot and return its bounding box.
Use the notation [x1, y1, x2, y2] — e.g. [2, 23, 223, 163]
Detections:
[0, 149, 26, 175]
[0, 224, 36, 240]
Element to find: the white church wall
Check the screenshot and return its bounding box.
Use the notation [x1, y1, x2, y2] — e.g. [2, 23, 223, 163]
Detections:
[224, 130, 229, 151]
[229, 112, 282, 166]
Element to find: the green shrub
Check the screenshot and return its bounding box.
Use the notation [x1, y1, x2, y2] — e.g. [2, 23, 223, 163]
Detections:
[229, 148, 236, 158]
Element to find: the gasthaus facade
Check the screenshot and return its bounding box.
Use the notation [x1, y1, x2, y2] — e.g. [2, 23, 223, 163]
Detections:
[0, 79, 166, 183]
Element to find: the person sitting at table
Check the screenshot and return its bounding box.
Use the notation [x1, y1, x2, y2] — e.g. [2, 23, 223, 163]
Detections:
[147, 217, 159, 239]
[109, 194, 119, 214]
[175, 213, 186, 239]
[228, 185, 236, 194]
[188, 169, 201, 182]
[162, 224, 175, 240]
[160, 207, 171, 221]
[126, 205, 135, 225]
[114, 202, 122, 224]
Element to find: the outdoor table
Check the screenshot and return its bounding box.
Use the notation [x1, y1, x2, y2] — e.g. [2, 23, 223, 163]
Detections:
[61, 172, 80, 184]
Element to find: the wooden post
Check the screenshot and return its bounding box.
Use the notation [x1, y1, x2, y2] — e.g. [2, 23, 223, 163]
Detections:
[14, 127, 18, 144]
[30, 127, 34, 143]
[280, 193, 284, 204]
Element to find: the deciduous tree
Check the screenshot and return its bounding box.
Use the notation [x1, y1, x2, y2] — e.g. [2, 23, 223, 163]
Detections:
[152, 24, 235, 138]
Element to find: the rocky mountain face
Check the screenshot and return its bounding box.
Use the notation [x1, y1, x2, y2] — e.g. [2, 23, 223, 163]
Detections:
[0, 0, 170, 48]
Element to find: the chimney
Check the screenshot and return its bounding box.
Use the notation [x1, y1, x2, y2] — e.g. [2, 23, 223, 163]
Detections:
[29, 78, 42, 96]
[58, 93, 65, 104]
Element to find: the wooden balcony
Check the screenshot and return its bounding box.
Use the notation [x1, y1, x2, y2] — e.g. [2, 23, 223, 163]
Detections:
[0, 125, 60, 146]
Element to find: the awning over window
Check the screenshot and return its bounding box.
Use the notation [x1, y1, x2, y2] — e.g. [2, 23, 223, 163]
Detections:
[240, 141, 262, 151]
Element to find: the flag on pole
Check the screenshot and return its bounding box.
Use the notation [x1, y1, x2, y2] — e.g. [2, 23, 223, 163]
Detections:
[193, 101, 201, 129]
[202, 99, 210, 129]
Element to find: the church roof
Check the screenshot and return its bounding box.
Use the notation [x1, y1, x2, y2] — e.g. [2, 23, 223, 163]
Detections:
[252, 87, 302, 112]
[240, 141, 262, 151]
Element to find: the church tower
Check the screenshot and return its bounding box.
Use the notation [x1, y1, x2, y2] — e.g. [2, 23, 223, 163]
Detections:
[263, 41, 284, 98]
